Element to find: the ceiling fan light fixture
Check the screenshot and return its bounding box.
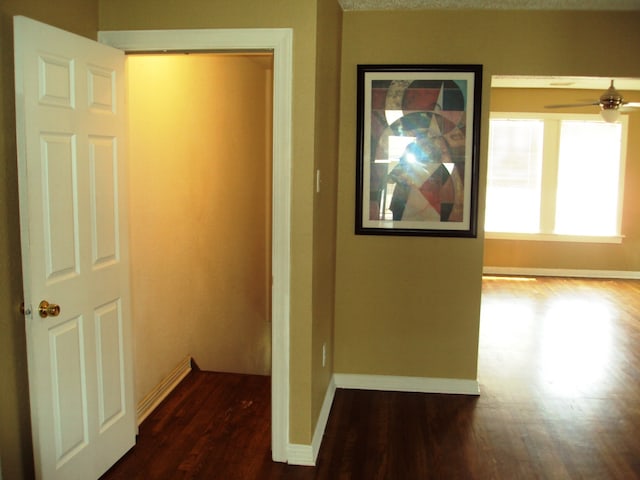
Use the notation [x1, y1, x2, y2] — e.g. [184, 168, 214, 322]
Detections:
[543, 78, 639, 119]
[600, 107, 620, 123]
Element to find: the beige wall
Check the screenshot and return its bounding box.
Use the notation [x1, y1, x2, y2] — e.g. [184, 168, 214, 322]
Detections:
[4, 3, 640, 478]
[127, 54, 272, 404]
[99, 0, 330, 444]
[334, 10, 640, 381]
[335, 10, 488, 381]
[0, 2, 100, 478]
[310, 0, 342, 435]
[484, 87, 640, 271]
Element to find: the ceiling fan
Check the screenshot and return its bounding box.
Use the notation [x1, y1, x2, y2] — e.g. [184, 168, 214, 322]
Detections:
[545, 80, 640, 122]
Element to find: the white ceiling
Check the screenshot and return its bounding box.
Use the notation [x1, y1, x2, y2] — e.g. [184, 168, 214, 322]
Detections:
[339, 0, 640, 10]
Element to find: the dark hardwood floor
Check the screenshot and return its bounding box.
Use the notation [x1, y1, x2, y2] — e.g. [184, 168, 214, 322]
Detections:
[101, 277, 640, 479]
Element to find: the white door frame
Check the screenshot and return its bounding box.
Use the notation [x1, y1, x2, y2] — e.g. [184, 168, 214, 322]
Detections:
[98, 28, 292, 463]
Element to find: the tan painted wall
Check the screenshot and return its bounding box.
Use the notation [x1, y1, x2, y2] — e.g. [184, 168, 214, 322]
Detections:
[0, 2, 100, 478]
[127, 54, 272, 404]
[99, 0, 326, 444]
[4, 3, 640, 477]
[484, 87, 640, 271]
[334, 10, 640, 381]
[310, 0, 342, 435]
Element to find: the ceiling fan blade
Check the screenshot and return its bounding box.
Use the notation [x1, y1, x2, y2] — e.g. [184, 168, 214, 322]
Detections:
[622, 101, 640, 108]
[544, 102, 599, 109]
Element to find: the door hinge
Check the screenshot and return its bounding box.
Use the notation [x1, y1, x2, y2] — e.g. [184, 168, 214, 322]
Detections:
[20, 302, 32, 316]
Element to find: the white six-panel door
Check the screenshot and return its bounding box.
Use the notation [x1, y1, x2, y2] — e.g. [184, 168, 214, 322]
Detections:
[14, 16, 135, 480]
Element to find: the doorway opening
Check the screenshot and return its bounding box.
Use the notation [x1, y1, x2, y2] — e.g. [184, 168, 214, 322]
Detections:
[99, 28, 293, 463]
[126, 48, 274, 420]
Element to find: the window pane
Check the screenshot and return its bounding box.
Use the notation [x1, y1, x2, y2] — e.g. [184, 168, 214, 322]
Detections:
[555, 121, 622, 236]
[485, 119, 544, 233]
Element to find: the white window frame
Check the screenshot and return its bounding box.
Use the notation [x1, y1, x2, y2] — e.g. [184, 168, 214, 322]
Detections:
[485, 112, 629, 244]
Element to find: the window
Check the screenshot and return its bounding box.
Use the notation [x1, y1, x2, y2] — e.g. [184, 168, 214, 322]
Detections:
[485, 113, 628, 242]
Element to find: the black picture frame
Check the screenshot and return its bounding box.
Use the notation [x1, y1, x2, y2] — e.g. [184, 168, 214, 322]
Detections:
[355, 64, 482, 237]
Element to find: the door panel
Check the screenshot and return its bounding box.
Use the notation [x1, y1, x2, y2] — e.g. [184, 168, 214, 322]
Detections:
[88, 67, 116, 113]
[14, 16, 135, 480]
[38, 54, 75, 108]
[89, 136, 119, 266]
[95, 300, 126, 431]
[41, 133, 79, 280]
[49, 317, 88, 464]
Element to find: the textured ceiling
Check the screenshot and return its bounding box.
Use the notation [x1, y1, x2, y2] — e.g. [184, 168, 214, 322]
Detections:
[338, 0, 640, 10]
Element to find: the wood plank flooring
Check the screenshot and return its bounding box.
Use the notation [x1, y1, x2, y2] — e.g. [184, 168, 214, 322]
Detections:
[101, 277, 640, 479]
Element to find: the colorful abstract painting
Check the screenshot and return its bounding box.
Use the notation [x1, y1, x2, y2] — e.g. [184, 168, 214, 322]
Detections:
[356, 65, 482, 237]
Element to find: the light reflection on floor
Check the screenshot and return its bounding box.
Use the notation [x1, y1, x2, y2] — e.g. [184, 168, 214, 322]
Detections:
[539, 297, 613, 396]
[479, 277, 617, 400]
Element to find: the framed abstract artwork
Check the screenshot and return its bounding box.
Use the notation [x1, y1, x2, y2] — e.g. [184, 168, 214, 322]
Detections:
[355, 64, 482, 237]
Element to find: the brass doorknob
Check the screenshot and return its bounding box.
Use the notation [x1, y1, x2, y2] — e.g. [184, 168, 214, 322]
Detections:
[39, 300, 61, 318]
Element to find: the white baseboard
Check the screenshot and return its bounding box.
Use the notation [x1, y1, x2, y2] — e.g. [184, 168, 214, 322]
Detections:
[287, 375, 336, 466]
[285, 373, 477, 466]
[136, 355, 192, 425]
[483, 266, 640, 280]
[286, 444, 315, 467]
[334, 373, 480, 395]
[311, 375, 336, 462]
